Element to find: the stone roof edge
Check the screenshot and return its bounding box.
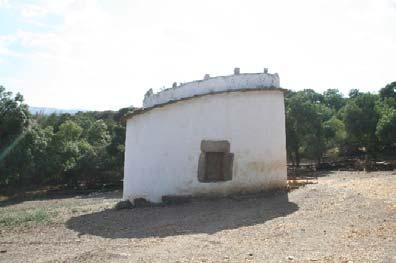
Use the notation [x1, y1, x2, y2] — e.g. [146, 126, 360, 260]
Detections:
[153, 72, 278, 93]
[124, 86, 286, 121]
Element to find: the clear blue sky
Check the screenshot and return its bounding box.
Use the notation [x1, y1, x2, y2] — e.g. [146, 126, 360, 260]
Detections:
[1, 0, 395, 110]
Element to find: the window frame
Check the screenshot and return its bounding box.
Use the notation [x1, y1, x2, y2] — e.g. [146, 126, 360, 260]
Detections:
[198, 140, 234, 183]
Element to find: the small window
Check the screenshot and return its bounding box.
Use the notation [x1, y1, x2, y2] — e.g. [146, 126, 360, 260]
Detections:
[198, 140, 234, 182]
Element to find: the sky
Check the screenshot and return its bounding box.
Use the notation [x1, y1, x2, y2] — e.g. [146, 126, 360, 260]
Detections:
[0, 0, 395, 110]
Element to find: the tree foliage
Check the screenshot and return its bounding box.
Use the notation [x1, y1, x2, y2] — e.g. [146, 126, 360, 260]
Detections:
[286, 83, 396, 166]
[342, 93, 379, 155]
[0, 86, 30, 149]
[285, 90, 332, 165]
[0, 86, 133, 188]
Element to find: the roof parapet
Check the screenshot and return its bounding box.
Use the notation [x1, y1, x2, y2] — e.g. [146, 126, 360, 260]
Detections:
[143, 68, 280, 108]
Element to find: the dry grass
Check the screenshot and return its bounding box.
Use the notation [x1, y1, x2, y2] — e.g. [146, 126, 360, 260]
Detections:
[0, 208, 56, 227]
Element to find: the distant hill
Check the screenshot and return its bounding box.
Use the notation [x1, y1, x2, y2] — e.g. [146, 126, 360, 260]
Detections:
[29, 106, 86, 115]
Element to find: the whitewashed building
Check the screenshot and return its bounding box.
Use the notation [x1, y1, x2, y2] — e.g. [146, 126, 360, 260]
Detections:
[123, 68, 287, 203]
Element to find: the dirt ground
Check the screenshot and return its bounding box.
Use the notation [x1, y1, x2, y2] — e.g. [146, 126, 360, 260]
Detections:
[0, 171, 395, 263]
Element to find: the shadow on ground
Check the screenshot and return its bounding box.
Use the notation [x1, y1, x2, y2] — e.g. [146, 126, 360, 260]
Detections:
[66, 192, 298, 239]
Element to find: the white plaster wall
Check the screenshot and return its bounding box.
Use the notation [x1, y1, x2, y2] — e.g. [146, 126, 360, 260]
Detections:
[124, 90, 287, 203]
[143, 73, 280, 108]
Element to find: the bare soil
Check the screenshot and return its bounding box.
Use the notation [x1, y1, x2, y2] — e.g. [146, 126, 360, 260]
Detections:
[0, 171, 395, 262]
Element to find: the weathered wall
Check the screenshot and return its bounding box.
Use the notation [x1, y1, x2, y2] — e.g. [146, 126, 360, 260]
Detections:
[124, 90, 287, 203]
[143, 73, 280, 108]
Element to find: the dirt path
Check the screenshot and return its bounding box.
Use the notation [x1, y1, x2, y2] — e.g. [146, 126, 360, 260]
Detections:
[0, 171, 395, 262]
